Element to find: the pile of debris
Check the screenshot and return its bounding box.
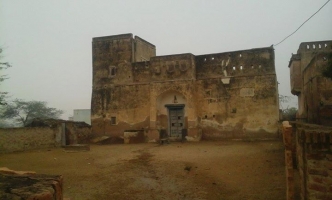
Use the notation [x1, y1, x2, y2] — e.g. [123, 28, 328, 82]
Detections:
[0, 167, 63, 200]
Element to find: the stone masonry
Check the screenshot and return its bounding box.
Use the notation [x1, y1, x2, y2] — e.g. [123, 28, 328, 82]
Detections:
[283, 122, 332, 200]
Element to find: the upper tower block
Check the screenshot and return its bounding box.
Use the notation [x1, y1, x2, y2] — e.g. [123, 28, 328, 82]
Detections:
[134, 36, 156, 62]
[297, 40, 332, 72]
[92, 33, 156, 87]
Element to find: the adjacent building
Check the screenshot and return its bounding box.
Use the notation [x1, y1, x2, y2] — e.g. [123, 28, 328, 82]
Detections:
[73, 109, 91, 125]
[91, 33, 279, 141]
[288, 40, 332, 126]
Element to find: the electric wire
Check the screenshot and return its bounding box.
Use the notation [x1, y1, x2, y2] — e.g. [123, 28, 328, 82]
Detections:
[273, 0, 330, 47]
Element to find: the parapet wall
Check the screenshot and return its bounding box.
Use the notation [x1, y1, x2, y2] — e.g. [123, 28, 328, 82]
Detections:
[298, 41, 332, 54]
[297, 40, 332, 72]
[195, 47, 275, 79]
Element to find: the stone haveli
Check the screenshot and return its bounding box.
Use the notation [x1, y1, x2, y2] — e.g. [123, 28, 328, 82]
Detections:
[289, 40, 332, 126]
[91, 33, 279, 141]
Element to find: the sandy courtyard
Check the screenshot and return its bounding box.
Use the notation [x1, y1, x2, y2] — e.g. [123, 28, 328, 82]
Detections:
[0, 140, 286, 200]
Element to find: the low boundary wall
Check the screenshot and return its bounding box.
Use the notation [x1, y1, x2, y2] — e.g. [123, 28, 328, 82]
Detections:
[0, 127, 62, 153]
[283, 122, 332, 200]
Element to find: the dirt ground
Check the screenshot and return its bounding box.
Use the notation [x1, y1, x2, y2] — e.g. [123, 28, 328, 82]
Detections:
[0, 140, 286, 200]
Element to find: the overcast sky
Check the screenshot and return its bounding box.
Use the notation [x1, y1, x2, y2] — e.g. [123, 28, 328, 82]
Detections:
[1, 0, 331, 119]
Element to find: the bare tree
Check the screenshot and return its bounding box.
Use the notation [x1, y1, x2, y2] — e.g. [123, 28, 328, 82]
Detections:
[1, 99, 63, 126]
[0, 47, 12, 105]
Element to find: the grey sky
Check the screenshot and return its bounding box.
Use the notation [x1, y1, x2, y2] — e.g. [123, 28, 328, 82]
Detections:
[1, 0, 331, 119]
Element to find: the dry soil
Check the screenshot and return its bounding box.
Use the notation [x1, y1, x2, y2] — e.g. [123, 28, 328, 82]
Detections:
[0, 140, 286, 200]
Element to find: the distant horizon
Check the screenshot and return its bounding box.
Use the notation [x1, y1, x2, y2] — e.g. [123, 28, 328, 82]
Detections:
[1, 0, 331, 119]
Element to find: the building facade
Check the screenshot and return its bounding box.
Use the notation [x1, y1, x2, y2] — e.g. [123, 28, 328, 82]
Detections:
[91, 33, 279, 141]
[289, 40, 332, 126]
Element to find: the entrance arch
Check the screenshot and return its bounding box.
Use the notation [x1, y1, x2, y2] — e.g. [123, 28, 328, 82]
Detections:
[155, 90, 187, 137]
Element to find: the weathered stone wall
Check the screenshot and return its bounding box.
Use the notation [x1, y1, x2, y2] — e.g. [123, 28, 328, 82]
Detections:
[283, 122, 332, 200]
[134, 35, 156, 62]
[289, 56, 301, 95]
[195, 47, 275, 79]
[289, 40, 332, 125]
[92, 33, 134, 87]
[0, 121, 91, 153]
[64, 122, 91, 144]
[150, 54, 196, 82]
[195, 75, 278, 139]
[0, 127, 61, 153]
[302, 53, 332, 126]
[297, 41, 332, 72]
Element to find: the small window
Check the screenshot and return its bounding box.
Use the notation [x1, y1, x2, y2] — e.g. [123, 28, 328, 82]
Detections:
[319, 44, 322, 49]
[307, 45, 310, 49]
[251, 65, 254, 69]
[111, 117, 116, 125]
[325, 43, 328, 48]
[240, 66, 243, 70]
[110, 68, 116, 76]
[239, 54, 242, 58]
[233, 66, 236, 70]
[313, 44, 316, 49]
[212, 57, 214, 60]
[204, 58, 207, 62]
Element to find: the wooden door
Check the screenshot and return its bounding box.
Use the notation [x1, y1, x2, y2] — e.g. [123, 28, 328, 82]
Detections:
[169, 107, 184, 137]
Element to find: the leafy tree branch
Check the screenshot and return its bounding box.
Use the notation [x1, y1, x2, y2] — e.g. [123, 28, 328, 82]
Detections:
[1, 99, 63, 127]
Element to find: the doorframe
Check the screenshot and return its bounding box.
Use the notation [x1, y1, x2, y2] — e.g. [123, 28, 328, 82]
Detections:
[165, 104, 185, 137]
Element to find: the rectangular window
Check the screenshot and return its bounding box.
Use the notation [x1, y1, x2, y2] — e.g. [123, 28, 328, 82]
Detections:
[111, 117, 116, 125]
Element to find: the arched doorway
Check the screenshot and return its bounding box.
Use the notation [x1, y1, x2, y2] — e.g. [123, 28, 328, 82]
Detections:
[156, 90, 187, 138]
